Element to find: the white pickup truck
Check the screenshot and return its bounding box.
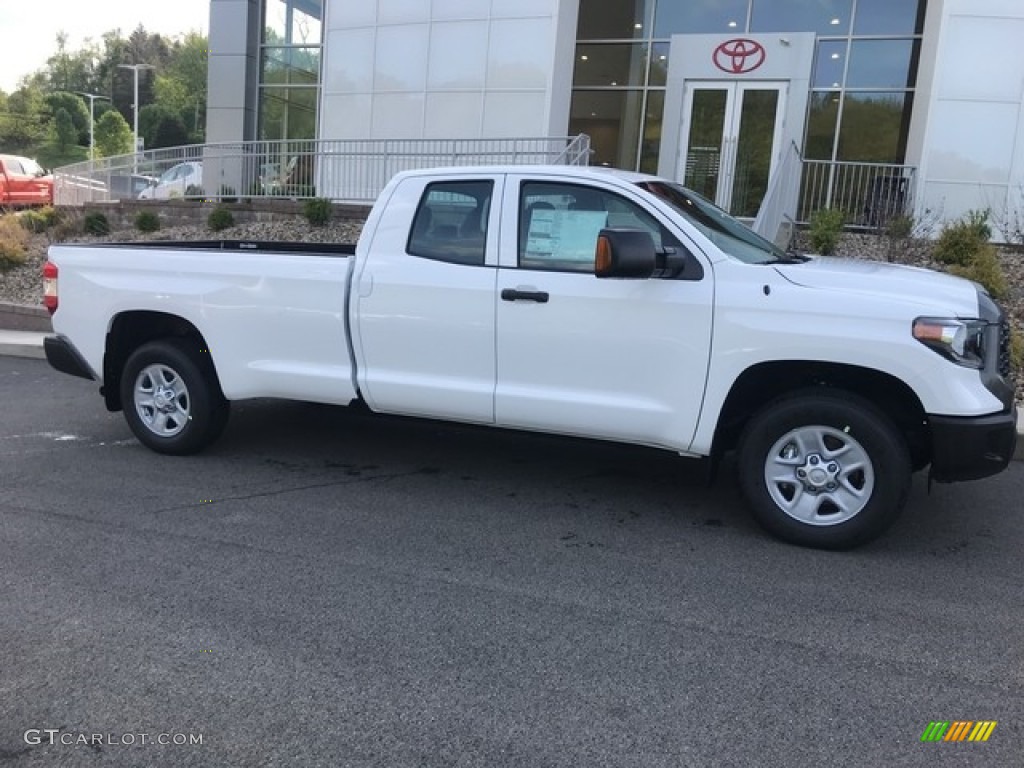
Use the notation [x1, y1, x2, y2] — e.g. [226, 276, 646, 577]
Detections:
[42, 166, 1017, 548]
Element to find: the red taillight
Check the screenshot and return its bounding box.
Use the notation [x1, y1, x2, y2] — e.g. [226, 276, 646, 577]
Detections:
[42, 261, 58, 315]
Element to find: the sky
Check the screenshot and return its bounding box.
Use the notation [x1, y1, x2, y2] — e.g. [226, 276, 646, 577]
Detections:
[0, 0, 210, 93]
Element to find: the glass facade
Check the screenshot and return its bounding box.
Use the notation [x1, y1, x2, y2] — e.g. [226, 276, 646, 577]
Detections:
[570, 0, 925, 172]
[260, 0, 324, 142]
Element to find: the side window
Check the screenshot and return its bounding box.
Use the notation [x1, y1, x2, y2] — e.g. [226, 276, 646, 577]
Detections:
[519, 181, 680, 273]
[407, 180, 493, 266]
[5, 158, 25, 175]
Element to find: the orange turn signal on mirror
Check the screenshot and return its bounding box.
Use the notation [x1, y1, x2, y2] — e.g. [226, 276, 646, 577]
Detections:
[595, 235, 611, 275]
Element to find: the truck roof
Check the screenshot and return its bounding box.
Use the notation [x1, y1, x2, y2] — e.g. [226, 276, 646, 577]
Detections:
[390, 165, 661, 185]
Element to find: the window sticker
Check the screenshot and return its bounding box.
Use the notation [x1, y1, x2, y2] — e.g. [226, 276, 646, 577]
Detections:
[525, 209, 608, 264]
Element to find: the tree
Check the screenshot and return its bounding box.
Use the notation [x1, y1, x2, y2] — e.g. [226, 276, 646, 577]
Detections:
[36, 107, 88, 168]
[138, 103, 187, 149]
[45, 92, 91, 145]
[94, 109, 133, 157]
[0, 84, 48, 154]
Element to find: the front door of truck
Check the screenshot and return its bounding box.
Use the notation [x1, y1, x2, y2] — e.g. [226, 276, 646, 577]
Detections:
[350, 174, 502, 424]
[494, 175, 714, 452]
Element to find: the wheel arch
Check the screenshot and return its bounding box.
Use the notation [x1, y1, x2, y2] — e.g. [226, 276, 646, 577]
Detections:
[712, 360, 930, 470]
[103, 311, 219, 412]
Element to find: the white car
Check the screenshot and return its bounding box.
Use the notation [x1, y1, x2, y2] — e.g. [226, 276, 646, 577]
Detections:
[137, 161, 203, 199]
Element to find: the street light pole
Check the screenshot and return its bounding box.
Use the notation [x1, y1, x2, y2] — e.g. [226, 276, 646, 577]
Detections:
[75, 91, 110, 161]
[117, 63, 155, 155]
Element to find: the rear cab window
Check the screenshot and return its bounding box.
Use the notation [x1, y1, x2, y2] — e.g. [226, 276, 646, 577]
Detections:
[407, 180, 494, 266]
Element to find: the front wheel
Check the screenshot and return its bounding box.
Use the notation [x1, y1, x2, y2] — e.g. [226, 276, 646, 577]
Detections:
[120, 339, 229, 455]
[737, 391, 911, 549]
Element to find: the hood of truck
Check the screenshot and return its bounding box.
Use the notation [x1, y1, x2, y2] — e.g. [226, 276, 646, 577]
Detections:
[773, 256, 980, 315]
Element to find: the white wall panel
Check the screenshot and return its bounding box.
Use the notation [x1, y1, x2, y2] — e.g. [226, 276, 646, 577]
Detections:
[428, 22, 489, 90]
[486, 18, 552, 90]
[432, 0, 489, 21]
[332, 0, 377, 28]
[424, 92, 485, 138]
[936, 17, 1024, 103]
[374, 24, 430, 91]
[926, 101, 1019, 184]
[320, 94, 373, 139]
[371, 93, 426, 137]
[482, 92, 549, 136]
[378, 0, 430, 25]
[324, 28, 376, 93]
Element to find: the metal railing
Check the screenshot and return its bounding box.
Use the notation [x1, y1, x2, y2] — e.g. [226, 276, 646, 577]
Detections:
[799, 159, 916, 229]
[752, 141, 802, 248]
[54, 135, 592, 206]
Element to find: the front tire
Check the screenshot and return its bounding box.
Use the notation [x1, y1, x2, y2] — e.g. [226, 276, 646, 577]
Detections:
[737, 390, 911, 549]
[120, 339, 229, 455]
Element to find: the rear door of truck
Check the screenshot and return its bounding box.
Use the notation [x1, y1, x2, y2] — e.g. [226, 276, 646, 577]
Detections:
[350, 172, 504, 424]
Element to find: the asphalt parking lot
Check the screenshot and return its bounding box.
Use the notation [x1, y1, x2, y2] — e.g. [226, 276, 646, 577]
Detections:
[1, 355, 1022, 767]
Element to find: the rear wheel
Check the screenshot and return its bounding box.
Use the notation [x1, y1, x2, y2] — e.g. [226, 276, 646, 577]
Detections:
[737, 391, 910, 549]
[120, 339, 229, 455]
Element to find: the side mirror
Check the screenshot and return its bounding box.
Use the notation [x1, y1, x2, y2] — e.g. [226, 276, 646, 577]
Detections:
[595, 229, 656, 279]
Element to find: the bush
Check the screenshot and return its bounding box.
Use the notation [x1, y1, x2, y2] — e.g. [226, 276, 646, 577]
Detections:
[207, 206, 234, 232]
[134, 211, 160, 233]
[0, 213, 30, 269]
[303, 197, 332, 227]
[934, 212, 990, 266]
[1011, 327, 1024, 375]
[49, 211, 83, 243]
[83, 212, 110, 236]
[808, 208, 845, 255]
[948, 244, 1009, 300]
[19, 206, 58, 234]
[185, 184, 205, 200]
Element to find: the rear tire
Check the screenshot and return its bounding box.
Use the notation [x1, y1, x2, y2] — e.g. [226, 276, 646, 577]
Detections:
[120, 339, 229, 455]
[736, 390, 910, 549]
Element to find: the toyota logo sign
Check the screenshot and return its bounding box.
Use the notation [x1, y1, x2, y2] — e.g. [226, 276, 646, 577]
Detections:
[713, 38, 766, 74]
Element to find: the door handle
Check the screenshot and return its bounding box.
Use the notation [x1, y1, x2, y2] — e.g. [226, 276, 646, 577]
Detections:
[501, 288, 549, 303]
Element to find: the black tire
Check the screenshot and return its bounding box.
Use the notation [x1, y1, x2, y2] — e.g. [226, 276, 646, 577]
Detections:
[120, 338, 230, 455]
[736, 390, 910, 550]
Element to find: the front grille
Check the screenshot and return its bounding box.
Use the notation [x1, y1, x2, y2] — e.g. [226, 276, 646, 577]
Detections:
[998, 318, 1012, 379]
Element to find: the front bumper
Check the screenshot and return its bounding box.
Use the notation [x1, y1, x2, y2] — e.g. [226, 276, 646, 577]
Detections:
[44, 334, 96, 381]
[929, 406, 1018, 482]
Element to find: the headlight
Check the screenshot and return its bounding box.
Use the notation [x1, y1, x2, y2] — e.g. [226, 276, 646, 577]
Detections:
[913, 317, 987, 368]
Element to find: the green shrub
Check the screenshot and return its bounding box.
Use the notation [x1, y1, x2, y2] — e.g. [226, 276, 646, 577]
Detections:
[219, 184, 238, 203]
[303, 197, 332, 226]
[185, 184, 205, 200]
[20, 206, 58, 233]
[948, 244, 1008, 300]
[808, 208, 845, 255]
[0, 213, 30, 269]
[83, 212, 110, 236]
[207, 206, 234, 232]
[934, 212, 990, 266]
[964, 208, 992, 241]
[134, 211, 160, 233]
[1011, 327, 1024, 375]
[49, 211, 82, 243]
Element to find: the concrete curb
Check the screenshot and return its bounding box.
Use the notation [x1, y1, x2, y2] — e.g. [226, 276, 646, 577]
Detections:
[0, 330, 47, 360]
[0, 302, 52, 333]
[1, 328, 1022, 460]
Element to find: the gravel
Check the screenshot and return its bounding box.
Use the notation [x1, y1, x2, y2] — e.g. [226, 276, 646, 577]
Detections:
[3, 220, 1021, 402]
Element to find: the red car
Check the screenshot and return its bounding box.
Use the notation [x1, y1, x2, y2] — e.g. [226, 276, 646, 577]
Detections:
[0, 155, 54, 207]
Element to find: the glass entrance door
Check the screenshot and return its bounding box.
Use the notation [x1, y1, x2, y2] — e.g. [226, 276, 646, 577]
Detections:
[680, 82, 787, 218]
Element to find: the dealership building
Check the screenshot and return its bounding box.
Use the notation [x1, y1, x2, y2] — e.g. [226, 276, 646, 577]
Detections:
[205, 0, 1024, 236]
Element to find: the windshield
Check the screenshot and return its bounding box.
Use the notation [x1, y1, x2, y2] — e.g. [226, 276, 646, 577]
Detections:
[636, 181, 788, 264]
[22, 158, 44, 176]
